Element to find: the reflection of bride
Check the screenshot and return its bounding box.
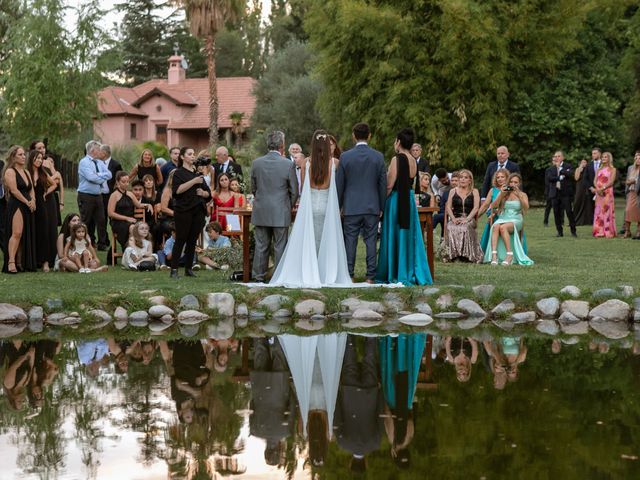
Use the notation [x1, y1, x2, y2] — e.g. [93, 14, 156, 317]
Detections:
[269, 130, 353, 288]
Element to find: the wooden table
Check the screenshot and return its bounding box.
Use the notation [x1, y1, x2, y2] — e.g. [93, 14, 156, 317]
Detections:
[233, 206, 438, 282]
[418, 206, 438, 279]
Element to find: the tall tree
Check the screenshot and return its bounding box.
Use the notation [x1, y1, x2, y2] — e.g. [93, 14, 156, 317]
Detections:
[0, 0, 107, 158]
[175, 0, 244, 146]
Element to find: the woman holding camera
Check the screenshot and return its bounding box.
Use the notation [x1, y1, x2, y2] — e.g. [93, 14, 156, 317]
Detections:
[483, 173, 533, 266]
[169, 147, 211, 278]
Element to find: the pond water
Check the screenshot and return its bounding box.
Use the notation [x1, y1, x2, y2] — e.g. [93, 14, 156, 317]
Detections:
[1, 333, 639, 479]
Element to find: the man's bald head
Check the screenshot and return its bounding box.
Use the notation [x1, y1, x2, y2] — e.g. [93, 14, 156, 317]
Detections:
[215, 147, 229, 164]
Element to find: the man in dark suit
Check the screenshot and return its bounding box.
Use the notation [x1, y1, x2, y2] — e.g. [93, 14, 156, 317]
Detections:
[251, 132, 299, 282]
[545, 150, 577, 237]
[335, 335, 384, 474]
[481, 145, 520, 199]
[336, 123, 387, 282]
[410, 143, 429, 193]
[582, 147, 601, 225]
[214, 146, 243, 186]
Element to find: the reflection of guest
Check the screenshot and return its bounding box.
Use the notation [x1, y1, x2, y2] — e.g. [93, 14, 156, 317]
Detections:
[250, 337, 295, 467]
[335, 335, 383, 474]
[159, 340, 210, 424]
[379, 334, 426, 470]
[30, 340, 61, 406]
[77, 338, 119, 377]
[483, 337, 527, 390]
[1, 341, 35, 410]
[445, 337, 478, 382]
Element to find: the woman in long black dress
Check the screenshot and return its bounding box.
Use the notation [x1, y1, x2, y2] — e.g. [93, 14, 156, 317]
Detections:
[573, 159, 594, 226]
[130, 148, 163, 186]
[28, 150, 58, 272]
[108, 171, 152, 254]
[2, 146, 37, 273]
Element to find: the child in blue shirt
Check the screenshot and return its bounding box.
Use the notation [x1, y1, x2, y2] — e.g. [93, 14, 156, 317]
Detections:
[197, 222, 231, 269]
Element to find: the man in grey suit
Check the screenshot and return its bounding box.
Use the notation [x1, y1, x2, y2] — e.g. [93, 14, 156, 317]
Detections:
[336, 123, 387, 282]
[251, 131, 299, 282]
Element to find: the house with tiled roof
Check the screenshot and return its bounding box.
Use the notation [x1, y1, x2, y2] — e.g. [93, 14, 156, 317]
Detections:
[94, 55, 256, 150]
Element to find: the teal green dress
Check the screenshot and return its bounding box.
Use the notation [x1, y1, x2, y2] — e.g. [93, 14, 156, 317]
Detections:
[480, 187, 528, 254]
[379, 334, 426, 410]
[375, 154, 432, 286]
[482, 199, 534, 265]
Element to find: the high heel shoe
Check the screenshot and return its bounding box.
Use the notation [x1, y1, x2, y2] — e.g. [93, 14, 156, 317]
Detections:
[502, 252, 513, 266]
[6, 261, 17, 274]
[490, 251, 498, 265]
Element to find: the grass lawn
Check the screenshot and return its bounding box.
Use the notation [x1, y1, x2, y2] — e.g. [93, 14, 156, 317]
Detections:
[1, 189, 639, 310]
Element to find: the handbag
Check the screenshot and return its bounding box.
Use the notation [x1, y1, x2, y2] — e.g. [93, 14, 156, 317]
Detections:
[137, 260, 156, 272]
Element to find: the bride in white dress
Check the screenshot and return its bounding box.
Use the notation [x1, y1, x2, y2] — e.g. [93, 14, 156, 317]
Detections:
[269, 131, 354, 288]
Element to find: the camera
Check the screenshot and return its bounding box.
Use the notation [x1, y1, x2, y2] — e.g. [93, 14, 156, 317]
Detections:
[194, 155, 211, 167]
[504, 186, 514, 192]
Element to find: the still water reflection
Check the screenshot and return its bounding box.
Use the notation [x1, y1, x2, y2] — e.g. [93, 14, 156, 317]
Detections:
[1, 334, 640, 479]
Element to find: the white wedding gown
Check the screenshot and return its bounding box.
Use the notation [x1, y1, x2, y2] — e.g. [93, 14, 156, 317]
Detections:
[268, 160, 354, 288]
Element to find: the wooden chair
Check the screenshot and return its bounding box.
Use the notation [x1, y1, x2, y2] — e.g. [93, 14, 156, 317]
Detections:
[110, 207, 146, 266]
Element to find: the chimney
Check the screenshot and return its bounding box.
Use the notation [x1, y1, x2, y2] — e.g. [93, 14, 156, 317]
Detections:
[168, 55, 185, 85]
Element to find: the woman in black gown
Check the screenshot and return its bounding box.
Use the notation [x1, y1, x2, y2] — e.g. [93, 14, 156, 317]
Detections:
[28, 150, 58, 271]
[130, 148, 163, 186]
[2, 146, 37, 273]
[108, 171, 152, 254]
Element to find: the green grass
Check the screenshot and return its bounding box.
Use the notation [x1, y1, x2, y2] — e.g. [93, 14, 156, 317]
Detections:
[1, 191, 639, 310]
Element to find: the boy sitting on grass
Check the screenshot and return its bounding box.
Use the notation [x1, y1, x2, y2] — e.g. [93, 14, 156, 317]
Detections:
[157, 223, 200, 271]
[197, 222, 231, 270]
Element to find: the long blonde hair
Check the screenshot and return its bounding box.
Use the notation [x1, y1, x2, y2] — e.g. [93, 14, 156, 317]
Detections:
[419, 172, 435, 196]
[492, 168, 509, 188]
[2, 145, 25, 180]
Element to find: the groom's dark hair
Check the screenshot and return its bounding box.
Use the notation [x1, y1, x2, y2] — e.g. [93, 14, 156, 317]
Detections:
[396, 128, 414, 150]
[352, 123, 370, 141]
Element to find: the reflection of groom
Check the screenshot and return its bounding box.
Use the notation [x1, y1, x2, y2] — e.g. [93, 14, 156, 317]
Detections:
[251, 131, 299, 282]
[336, 123, 387, 282]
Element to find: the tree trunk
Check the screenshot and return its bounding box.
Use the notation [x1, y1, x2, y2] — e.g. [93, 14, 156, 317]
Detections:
[206, 34, 218, 147]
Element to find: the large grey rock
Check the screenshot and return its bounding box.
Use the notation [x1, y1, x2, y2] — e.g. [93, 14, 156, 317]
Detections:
[592, 288, 617, 300]
[258, 294, 291, 312]
[87, 309, 112, 323]
[472, 284, 495, 300]
[149, 305, 174, 318]
[423, 287, 440, 296]
[249, 310, 266, 320]
[207, 293, 235, 316]
[492, 300, 516, 315]
[457, 299, 486, 318]
[0, 304, 27, 322]
[398, 313, 433, 327]
[561, 300, 590, 320]
[415, 302, 433, 315]
[29, 318, 43, 333]
[536, 320, 559, 336]
[114, 307, 128, 322]
[148, 295, 167, 306]
[589, 317, 630, 339]
[492, 319, 515, 331]
[149, 321, 172, 333]
[558, 311, 580, 324]
[511, 311, 536, 324]
[342, 318, 384, 329]
[341, 298, 385, 313]
[0, 322, 26, 338]
[273, 308, 292, 319]
[180, 294, 200, 310]
[536, 298, 560, 318]
[588, 299, 630, 322]
[207, 319, 235, 339]
[236, 303, 249, 317]
[114, 319, 128, 330]
[352, 308, 383, 320]
[383, 293, 404, 312]
[295, 318, 325, 331]
[28, 306, 43, 322]
[46, 314, 80, 326]
[435, 312, 464, 319]
[560, 286, 581, 298]
[160, 314, 174, 324]
[436, 294, 453, 309]
[178, 310, 209, 325]
[559, 320, 589, 335]
[129, 311, 149, 327]
[295, 299, 325, 317]
[458, 318, 484, 330]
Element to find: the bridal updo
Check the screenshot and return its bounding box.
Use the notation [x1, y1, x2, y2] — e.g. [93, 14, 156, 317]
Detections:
[310, 129, 332, 186]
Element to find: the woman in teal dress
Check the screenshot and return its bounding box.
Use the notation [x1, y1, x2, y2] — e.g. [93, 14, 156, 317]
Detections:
[376, 128, 432, 286]
[483, 173, 533, 266]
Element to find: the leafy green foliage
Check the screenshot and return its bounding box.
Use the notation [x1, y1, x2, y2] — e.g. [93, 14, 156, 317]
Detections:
[0, 0, 108, 159]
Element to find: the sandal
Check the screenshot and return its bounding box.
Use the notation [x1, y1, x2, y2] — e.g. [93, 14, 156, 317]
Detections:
[502, 252, 513, 266]
[6, 261, 17, 274]
[490, 251, 498, 265]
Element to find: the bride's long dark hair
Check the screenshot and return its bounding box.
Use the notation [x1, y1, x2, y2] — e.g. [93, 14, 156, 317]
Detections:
[310, 130, 331, 186]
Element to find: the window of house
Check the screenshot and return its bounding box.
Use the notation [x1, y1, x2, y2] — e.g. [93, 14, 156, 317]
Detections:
[130, 123, 137, 139]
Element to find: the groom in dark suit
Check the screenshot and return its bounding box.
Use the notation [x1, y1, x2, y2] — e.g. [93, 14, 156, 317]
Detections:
[336, 123, 387, 282]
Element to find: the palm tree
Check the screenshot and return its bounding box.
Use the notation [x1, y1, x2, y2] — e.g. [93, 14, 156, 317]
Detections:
[175, 0, 243, 147]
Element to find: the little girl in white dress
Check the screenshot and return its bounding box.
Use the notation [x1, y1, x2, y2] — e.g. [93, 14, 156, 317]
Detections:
[122, 222, 158, 270]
